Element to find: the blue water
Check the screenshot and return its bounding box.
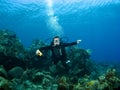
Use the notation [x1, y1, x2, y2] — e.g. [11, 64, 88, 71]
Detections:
[0, 0, 120, 63]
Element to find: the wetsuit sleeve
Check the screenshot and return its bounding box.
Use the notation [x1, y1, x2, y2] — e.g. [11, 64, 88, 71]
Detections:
[63, 42, 77, 47]
[39, 45, 52, 51]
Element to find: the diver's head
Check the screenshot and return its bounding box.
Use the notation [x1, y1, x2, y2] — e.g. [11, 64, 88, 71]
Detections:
[53, 36, 60, 46]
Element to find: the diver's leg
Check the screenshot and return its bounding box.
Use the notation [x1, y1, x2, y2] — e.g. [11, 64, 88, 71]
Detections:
[61, 60, 69, 71]
[49, 59, 58, 73]
[52, 59, 59, 65]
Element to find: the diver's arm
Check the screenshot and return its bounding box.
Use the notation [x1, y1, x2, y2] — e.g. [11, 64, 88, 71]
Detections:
[36, 46, 52, 56]
[63, 40, 82, 47]
[39, 46, 52, 50]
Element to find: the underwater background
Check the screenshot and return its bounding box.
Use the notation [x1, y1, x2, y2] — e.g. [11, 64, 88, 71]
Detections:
[0, 0, 120, 63]
[0, 0, 120, 90]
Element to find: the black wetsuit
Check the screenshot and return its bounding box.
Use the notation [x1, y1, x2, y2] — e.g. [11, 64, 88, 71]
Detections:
[39, 42, 77, 69]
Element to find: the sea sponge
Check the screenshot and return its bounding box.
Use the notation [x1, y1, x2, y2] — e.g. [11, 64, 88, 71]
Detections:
[85, 80, 99, 90]
[87, 80, 96, 86]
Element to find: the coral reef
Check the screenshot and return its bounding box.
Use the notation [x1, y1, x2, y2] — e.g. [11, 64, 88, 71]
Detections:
[67, 47, 92, 76]
[0, 76, 11, 90]
[0, 30, 26, 70]
[8, 66, 24, 79]
[0, 30, 120, 90]
[0, 65, 8, 78]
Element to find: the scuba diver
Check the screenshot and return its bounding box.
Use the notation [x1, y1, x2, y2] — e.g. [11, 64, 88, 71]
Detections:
[36, 36, 81, 72]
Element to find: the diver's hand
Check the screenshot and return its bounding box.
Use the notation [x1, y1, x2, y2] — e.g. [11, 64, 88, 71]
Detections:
[36, 49, 43, 56]
[77, 40, 82, 44]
